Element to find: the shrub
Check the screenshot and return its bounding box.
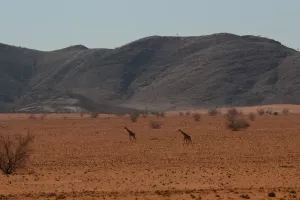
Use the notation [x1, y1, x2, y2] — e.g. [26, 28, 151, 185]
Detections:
[227, 108, 240, 116]
[28, 114, 37, 120]
[151, 111, 165, 118]
[130, 112, 140, 122]
[79, 113, 84, 119]
[185, 111, 191, 116]
[248, 112, 256, 121]
[141, 110, 149, 118]
[39, 114, 47, 120]
[226, 117, 250, 131]
[149, 120, 162, 129]
[0, 133, 34, 174]
[192, 113, 201, 122]
[159, 112, 165, 118]
[266, 108, 273, 115]
[282, 108, 289, 115]
[179, 112, 184, 116]
[257, 108, 265, 116]
[90, 113, 99, 118]
[208, 108, 219, 116]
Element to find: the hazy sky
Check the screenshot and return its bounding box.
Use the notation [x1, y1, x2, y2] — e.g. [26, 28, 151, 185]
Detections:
[1, 0, 299, 51]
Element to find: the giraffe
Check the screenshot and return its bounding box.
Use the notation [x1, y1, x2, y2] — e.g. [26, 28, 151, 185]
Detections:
[177, 129, 192, 144]
[124, 127, 136, 141]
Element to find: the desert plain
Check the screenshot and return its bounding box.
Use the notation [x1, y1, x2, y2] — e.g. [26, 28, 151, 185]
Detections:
[1, 105, 300, 200]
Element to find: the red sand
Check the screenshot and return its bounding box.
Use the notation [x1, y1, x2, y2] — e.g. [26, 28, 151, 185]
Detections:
[1, 105, 300, 199]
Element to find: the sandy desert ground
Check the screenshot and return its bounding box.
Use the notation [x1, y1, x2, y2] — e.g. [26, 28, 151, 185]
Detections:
[1, 105, 300, 200]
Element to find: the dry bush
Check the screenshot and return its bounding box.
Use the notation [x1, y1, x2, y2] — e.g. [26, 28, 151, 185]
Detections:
[282, 108, 289, 115]
[152, 112, 165, 118]
[257, 108, 265, 116]
[226, 115, 250, 131]
[248, 112, 256, 121]
[28, 114, 37, 120]
[79, 113, 84, 119]
[130, 112, 140, 122]
[158, 112, 165, 118]
[226, 108, 240, 116]
[192, 113, 201, 122]
[149, 120, 162, 129]
[141, 111, 149, 118]
[39, 114, 47, 120]
[179, 112, 184, 116]
[90, 113, 99, 118]
[207, 108, 220, 116]
[185, 111, 191, 116]
[0, 133, 34, 175]
[266, 108, 273, 115]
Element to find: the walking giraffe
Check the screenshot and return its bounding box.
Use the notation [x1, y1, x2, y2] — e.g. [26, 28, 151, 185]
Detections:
[124, 127, 136, 141]
[177, 129, 192, 144]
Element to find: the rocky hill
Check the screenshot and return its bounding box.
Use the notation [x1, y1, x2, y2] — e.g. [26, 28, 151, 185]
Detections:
[0, 33, 299, 113]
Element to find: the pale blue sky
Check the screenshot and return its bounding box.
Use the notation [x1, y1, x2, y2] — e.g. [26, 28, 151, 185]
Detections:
[1, 0, 299, 51]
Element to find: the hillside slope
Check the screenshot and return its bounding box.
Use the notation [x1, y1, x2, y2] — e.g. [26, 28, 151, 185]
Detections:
[0, 33, 299, 112]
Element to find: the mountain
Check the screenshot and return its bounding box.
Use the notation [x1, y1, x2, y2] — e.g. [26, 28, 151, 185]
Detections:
[0, 33, 299, 113]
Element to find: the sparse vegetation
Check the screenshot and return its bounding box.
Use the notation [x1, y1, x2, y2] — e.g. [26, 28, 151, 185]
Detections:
[226, 110, 250, 131]
[28, 114, 37, 120]
[248, 112, 256, 121]
[39, 113, 47, 120]
[149, 120, 162, 129]
[80, 113, 84, 119]
[130, 112, 140, 122]
[179, 112, 184, 116]
[185, 111, 191, 116]
[90, 113, 99, 118]
[226, 107, 242, 116]
[207, 108, 219, 116]
[192, 113, 201, 122]
[257, 108, 265, 116]
[141, 110, 149, 118]
[282, 108, 289, 115]
[266, 108, 273, 115]
[151, 111, 165, 118]
[0, 133, 34, 175]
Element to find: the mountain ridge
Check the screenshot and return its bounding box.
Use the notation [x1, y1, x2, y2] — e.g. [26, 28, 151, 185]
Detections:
[0, 33, 299, 113]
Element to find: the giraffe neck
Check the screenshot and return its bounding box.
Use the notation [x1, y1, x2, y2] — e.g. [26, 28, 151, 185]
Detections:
[125, 127, 131, 133]
[179, 129, 186, 135]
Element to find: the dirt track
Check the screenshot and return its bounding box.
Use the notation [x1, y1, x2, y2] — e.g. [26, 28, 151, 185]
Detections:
[1, 111, 300, 199]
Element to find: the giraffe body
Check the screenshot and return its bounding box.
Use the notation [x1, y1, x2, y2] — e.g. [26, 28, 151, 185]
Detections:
[178, 129, 192, 144]
[124, 127, 136, 141]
